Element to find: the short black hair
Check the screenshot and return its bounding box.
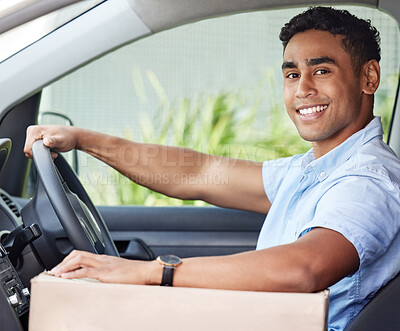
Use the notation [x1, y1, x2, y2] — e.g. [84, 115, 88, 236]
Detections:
[280, 6, 381, 72]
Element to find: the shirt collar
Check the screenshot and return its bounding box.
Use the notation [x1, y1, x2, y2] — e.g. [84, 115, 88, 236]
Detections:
[300, 117, 384, 181]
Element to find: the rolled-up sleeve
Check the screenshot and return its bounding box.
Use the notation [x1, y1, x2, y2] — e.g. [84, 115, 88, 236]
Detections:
[262, 155, 302, 204]
[299, 174, 400, 268]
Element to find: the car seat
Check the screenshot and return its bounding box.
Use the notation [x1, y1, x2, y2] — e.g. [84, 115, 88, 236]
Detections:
[344, 272, 400, 330]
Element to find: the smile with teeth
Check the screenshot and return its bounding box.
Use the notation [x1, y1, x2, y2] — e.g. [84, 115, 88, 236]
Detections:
[298, 105, 328, 115]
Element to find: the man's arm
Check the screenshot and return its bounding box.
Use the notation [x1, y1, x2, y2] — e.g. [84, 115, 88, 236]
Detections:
[24, 125, 270, 213]
[50, 227, 359, 292]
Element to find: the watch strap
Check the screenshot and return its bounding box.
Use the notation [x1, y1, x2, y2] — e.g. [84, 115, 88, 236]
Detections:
[161, 265, 175, 286]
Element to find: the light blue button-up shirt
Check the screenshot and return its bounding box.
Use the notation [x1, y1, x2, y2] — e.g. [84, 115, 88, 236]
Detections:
[257, 117, 400, 330]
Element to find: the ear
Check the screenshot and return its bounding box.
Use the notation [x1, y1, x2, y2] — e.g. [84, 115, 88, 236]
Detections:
[361, 59, 380, 95]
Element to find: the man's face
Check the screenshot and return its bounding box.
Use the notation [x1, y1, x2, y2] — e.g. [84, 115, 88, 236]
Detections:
[282, 29, 372, 155]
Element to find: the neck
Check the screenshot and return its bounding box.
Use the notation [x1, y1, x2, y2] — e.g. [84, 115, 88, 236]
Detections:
[312, 114, 374, 159]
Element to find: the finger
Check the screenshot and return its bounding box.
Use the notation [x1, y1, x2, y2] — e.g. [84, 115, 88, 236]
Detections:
[55, 250, 96, 270]
[23, 126, 42, 158]
[50, 151, 59, 159]
[60, 267, 94, 280]
[24, 126, 61, 158]
[51, 251, 98, 276]
[42, 136, 56, 148]
[24, 126, 53, 158]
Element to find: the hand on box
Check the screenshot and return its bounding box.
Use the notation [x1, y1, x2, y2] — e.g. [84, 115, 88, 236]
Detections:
[49, 250, 160, 285]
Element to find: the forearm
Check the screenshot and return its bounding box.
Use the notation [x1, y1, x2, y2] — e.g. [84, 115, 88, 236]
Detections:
[146, 228, 359, 292]
[52, 228, 359, 291]
[25, 124, 269, 212]
[74, 127, 269, 213]
[53, 246, 316, 292]
[149, 249, 314, 292]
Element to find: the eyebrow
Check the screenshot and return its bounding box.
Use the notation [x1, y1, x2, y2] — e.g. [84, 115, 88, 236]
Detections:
[306, 56, 335, 66]
[282, 56, 336, 70]
[281, 61, 296, 70]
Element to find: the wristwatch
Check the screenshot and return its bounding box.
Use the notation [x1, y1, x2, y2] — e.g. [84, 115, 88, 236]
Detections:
[156, 254, 182, 286]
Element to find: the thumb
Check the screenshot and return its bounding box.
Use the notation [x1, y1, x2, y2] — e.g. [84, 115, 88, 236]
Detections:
[42, 136, 55, 148]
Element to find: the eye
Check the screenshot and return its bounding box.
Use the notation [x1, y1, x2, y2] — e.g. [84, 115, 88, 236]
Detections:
[315, 69, 329, 75]
[286, 72, 299, 79]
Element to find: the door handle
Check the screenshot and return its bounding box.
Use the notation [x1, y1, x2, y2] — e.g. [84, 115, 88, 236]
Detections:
[115, 238, 154, 260]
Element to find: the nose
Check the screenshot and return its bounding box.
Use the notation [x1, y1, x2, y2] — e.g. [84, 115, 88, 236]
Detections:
[295, 74, 317, 99]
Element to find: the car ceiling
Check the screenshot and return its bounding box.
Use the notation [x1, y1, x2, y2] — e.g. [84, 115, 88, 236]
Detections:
[0, 0, 397, 35]
[129, 0, 382, 32]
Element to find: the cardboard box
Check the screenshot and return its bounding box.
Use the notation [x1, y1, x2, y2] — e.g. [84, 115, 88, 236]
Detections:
[29, 272, 329, 331]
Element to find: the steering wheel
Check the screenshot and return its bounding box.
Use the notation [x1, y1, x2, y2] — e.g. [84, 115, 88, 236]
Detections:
[21, 140, 118, 269]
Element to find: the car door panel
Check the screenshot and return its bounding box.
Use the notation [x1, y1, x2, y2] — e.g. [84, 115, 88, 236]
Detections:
[98, 205, 265, 259]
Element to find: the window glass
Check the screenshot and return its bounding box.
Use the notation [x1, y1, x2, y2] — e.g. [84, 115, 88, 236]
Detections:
[38, 5, 400, 206]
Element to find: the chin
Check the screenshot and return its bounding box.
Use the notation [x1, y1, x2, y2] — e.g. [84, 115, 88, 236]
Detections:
[296, 125, 335, 142]
[296, 130, 320, 142]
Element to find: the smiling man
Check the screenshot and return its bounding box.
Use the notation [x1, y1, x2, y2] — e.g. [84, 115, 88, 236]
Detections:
[24, 7, 400, 330]
[282, 28, 379, 157]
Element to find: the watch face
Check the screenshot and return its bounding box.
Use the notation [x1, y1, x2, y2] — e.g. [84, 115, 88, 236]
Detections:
[159, 254, 182, 266]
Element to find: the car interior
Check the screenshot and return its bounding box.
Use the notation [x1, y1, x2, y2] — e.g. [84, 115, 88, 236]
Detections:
[0, 0, 398, 330]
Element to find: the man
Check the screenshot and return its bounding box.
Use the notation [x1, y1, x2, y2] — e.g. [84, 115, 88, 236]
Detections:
[24, 7, 400, 330]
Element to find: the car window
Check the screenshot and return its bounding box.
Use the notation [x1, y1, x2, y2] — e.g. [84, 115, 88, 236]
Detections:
[38, 5, 400, 206]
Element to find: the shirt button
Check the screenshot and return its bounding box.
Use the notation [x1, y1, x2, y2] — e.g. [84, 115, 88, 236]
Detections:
[320, 171, 326, 178]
